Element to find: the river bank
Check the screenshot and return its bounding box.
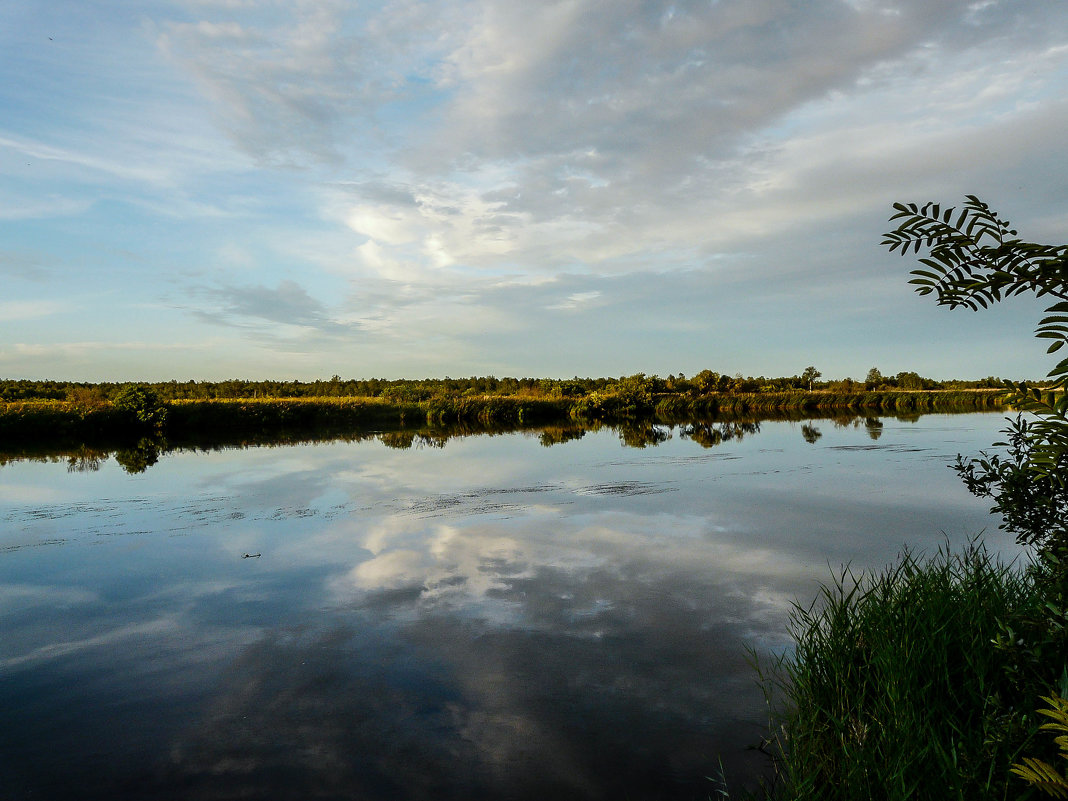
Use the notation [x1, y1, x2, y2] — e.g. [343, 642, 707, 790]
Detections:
[0, 389, 1006, 449]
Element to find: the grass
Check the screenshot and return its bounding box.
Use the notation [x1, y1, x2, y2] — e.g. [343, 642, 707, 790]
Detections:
[0, 390, 1005, 449]
[755, 542, 1065, 800]
[663, 389, 1007, 418]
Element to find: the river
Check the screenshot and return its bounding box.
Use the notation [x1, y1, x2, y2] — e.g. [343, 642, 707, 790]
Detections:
[0, 412, 1023, 799]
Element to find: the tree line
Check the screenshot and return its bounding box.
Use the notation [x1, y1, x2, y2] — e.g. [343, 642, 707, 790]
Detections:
[0, 369, 1008, 405]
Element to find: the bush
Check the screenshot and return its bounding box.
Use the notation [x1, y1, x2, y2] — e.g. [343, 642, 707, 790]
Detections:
[111, 385, 168, 433]
[759, 543, 1060, 800]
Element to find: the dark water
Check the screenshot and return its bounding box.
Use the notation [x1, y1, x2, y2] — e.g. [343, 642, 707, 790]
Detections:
[0, 414, 1022, 799]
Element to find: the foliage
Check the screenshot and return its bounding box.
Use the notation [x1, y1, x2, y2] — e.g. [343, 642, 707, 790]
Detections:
[881, 195, 1068, 799]
[760, 543, 1049, 801]
[883, 195, 1068, 310]
[0, 389, 1006, 456]
[0, 370, 1016, 406]
[569, 374, 660, 420]
[955, 416, 1068, 550]
[884, 196, 1068, 552]
[0, 400, 128, 443]
[111, 385, 168, 433]
[1011, 693, 1068, 798]
[801, 366, 821, 389]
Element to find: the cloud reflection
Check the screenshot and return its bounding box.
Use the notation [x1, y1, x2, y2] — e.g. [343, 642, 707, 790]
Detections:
[157, 560, 777, 800]
[0, 416, 1020, 798]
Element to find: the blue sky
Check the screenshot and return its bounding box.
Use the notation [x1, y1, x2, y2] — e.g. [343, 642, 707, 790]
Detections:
[2, 0, 1067, 382]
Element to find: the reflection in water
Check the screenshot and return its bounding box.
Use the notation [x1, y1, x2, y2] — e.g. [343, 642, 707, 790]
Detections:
[0, 414, 1020, 799]
[65, 445, 108, 473]
[114, 437, 164, 473]
[538, 426, 587, 447]
[154, 573, 767, 800]
[617, 422, 671, 449]
[1, 413, 901, 473]
[679, 421, 760, 449]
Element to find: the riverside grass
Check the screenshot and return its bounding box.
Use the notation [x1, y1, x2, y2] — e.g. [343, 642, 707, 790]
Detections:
[756, 542, 1061, 801]
[0, 389, 1004, 447]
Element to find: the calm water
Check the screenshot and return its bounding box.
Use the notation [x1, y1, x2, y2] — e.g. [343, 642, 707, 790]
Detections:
[0, 414, 1023, 800]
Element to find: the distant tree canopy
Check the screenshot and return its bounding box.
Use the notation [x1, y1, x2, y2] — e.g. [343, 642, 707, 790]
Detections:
[801, 366, 821, 389]
[0, 368, 1011, 407]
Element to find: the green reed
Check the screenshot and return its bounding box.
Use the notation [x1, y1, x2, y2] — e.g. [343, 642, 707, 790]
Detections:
[758, 542, 1051, 801]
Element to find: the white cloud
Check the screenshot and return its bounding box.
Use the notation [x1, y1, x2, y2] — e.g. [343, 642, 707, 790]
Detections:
[4, 0, 1068, 379]
[0, 300, 67, 321]
[0, 193, 92, 220]
[0, 133, 178, 187]
[547, 291, 602, 312]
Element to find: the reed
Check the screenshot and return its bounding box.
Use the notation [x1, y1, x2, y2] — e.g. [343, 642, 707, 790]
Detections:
[0, 390, 1004, 449]
[758, 543, 1056, 800]
[0, 400, 128, 442]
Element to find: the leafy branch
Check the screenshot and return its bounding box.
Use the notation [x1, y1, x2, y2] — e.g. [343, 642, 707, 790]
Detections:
[884, 197, 1068, 493]
[883, 194, 1068, 309]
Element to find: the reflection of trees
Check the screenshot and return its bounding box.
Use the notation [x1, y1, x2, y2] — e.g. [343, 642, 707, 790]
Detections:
[865, 417, 884, 440]
[679, 421, 760, 449]
[416, 433, 448, 449]
[538, 427, 588, 447]
[66, 446, 110, 473]
[617, 424, 670, 449]
[828, 414, 885, 441]
[378, 432, 449, 449]
[801, 424, 822, 444]
[378, 432, 415, 449]
[114, 438, 164, 473]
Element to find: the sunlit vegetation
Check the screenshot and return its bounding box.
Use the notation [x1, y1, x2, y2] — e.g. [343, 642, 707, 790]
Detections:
[0, 369, 1012, 406]
[0, 370, 1011, 451]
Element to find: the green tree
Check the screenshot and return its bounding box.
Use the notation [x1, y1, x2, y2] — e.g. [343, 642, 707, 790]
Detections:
[883, 195, 1068, 552]
[801, 366, 821, 390]
[691, 369, 722, 395]
[895, 370, 927, 390]
[885, 198, 1068, 801]
[111, 384, 168, 434]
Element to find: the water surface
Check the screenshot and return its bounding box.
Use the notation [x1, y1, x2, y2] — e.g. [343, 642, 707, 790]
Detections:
[0, 414, 1022, 799]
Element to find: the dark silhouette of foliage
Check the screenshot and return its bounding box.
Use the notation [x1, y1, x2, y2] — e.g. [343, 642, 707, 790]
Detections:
[955, 416, 1068, 550]
[885, 196, 1068, 552]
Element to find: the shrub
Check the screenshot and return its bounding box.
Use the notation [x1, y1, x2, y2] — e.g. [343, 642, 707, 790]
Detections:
[759, 543, 1055, 800]
[111, 385, 168, 433]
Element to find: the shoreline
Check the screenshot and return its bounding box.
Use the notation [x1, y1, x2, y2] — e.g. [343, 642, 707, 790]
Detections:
[0, 389, 1008, 450]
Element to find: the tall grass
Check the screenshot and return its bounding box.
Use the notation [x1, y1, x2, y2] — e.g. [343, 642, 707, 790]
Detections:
[2, 391, 1003, 447]
[0, 400, 128, 442]
[678, 390, 1006, 417]
[759, 543, 1052, 800]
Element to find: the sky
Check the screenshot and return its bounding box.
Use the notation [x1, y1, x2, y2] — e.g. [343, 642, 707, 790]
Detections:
[2, 0, 1067, 382]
